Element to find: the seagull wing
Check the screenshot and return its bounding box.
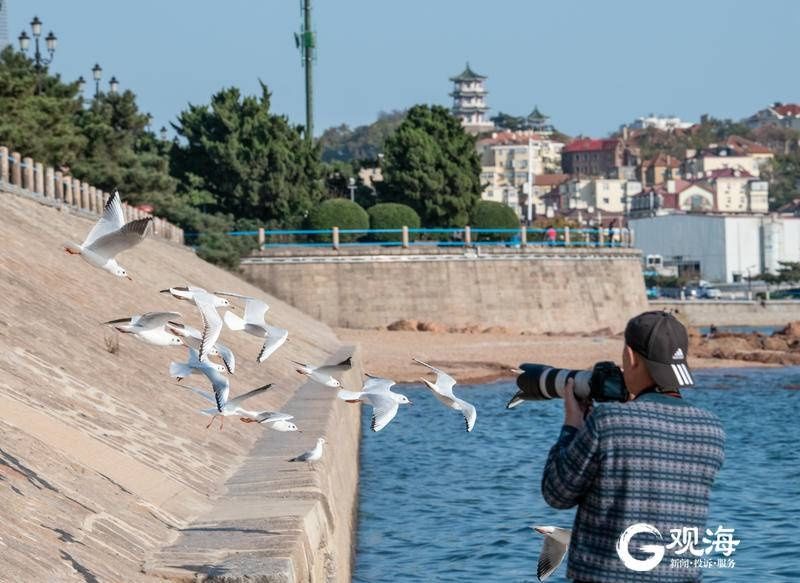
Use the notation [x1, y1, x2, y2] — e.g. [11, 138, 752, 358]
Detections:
[82, 190, 126, 246]
[195, 295, 223, 362]
[364, 392, 400, 432]
[215, 292, 269, 325]
[215, 341, 236, 374]
[134, 311, 182, 330]
[414, 358, 457, 396]
[363, 376, 395, 393]
[336, 389, 364, 401]
[255, 411, 294, 423]
[537, 534, 568, 581]
[210, 373, 230, 412]
[453, 396, 477, 433]
[226, 383, 273, 408]
[86, 217, 152, 259]
[316, 356, 353, 376]
[183, 386, 216, 405]
[257, 325, 288, 362]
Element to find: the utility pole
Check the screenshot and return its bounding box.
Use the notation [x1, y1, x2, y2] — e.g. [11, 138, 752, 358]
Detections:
[526, 137, 534, 224]
[295, 0, 315, 142]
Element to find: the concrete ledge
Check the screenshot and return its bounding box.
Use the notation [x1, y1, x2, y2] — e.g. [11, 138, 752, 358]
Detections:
[145, 347, 362, 583]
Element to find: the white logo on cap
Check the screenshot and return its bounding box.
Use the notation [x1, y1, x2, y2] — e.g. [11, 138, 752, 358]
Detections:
[672, 348, 684, 360]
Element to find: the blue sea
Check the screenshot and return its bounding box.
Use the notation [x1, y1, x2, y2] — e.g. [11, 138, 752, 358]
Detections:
[354, 367, 800, 582]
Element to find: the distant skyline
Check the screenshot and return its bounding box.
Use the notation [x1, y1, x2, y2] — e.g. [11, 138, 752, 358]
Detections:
[8, 0, 800, 138]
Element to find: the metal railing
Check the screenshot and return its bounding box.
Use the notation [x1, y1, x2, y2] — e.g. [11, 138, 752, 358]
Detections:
[211, 225, 634, 250]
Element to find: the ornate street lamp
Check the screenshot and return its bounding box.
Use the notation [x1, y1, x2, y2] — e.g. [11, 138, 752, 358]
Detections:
[18, 16, 57, 94]
[92, 63, 102, 97]
[109, 76, 119, 95]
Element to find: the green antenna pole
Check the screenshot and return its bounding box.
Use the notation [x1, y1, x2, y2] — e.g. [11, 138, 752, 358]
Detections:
[301, 0, 314, 142]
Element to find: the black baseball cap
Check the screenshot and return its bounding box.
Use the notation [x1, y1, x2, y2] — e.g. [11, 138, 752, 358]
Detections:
[624, 311, 694, 390]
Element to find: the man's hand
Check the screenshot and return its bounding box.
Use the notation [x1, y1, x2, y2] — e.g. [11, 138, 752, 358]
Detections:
[564, 378, 592, 429]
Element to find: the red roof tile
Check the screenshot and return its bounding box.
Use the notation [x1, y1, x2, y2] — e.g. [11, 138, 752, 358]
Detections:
[724, 135, 773, 155]
[534, 174, 570, 187]
[706, 168, 754, 179]
[562, 138, 619, 153]
[643, 153, 681, 168]
[774, 104, 800, 117]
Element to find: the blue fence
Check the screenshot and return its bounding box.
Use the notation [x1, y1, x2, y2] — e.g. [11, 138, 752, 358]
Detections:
[196, 226, 633, 250]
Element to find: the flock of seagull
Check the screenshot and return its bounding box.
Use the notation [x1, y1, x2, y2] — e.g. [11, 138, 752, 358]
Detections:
[63, 191, 572, 581]
[63, 191, 481, 468]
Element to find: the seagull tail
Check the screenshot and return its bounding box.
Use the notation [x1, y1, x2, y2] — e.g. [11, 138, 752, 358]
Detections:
[224, 310, 247, 331]
[169, 361, 192, 379]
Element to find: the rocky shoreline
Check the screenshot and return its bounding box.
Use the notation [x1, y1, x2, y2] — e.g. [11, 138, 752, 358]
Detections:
[690, 322, 800, 366]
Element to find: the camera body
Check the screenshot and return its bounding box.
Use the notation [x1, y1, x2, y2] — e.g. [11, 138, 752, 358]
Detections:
[507, 361, 628, 409]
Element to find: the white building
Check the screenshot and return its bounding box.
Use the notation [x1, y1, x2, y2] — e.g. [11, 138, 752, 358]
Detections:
[630, 214, 800, 283]
[547, 177, 642, 214]
[625, 115, 693, 132]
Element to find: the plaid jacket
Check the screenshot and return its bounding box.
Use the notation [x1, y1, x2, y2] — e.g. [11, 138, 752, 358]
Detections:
[541, 392, 725, 582]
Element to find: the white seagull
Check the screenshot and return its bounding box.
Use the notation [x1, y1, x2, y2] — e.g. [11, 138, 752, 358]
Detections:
[289, 437, 326, 469]
[161, 286, 228, 363]
[254, 412, 299, 432]
[166, 321, 236, 374]
[159, 285, 231, 309]
[532, 526, 571, 582]
[184, 382, 275, 430]
[337, 374, 411, 432]
[414, 358, 477, 432]
[170, 346, 226, 381]
[290, 356, 352, 388]
[102, 311, 183, 347]
[216, 292, 289, 363]
[64, 190, 152, 279]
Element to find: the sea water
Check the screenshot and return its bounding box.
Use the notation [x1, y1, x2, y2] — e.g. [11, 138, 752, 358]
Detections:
[354, 367, 800, 582]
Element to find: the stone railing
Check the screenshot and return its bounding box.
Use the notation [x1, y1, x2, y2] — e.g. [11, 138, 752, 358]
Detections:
[0, 145, 184, 244]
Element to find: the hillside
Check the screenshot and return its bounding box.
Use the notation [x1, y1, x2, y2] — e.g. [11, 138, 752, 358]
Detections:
[0, 191, 348, 581]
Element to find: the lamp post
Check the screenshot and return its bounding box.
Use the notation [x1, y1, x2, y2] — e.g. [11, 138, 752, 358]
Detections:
[91, 63, 102, 97]
[18, 16, 57, 95]
[109, 76, 119, 95]
[348, 177, 356, 202]
[160, 126, 168, 141]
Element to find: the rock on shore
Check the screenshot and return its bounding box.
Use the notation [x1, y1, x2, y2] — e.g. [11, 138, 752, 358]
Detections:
[690, 322, 800, 365]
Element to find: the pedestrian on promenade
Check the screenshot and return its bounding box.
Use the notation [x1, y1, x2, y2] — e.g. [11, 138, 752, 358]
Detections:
[545, 225, 557, 246]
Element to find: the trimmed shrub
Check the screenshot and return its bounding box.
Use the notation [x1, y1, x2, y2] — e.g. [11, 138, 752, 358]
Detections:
[367, 203, 421, 242]
[470, 200, 520, 241]
[305, 198, 369, 242]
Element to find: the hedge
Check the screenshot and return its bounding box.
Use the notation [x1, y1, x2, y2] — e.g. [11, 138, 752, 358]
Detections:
[367, 203, 421, 242]
[305, 198, 369, 242]
[470, 200, 520, 240]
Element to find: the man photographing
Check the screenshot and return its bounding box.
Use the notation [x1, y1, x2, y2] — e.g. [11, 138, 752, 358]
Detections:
[540, 311, 726, 582]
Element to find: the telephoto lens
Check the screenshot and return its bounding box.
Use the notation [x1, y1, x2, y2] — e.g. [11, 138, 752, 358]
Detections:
[507, 361, 627, 408]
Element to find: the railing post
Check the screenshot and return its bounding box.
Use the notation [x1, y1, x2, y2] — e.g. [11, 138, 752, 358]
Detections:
[88, 186, 97, 213]
[96, 190, 105, 214]
[520, 225, 527, 248]
[64, 177, 73, 205]
[401, 225, 409, 248]
[34, 162, 44, 194]
[564, 226, 570, 246]
[0, 146, 8, 184]
[80, 183, 90, 211]
[23, 157, 34, 190]
[45, 166, 55, 198]
[597, 226, 604, 247]
[54, 171, 64, 200]
[464, 225, 471, 246]
[11, 152, 21, 186]
[332, 226, 340, 250]
[258, 227, 265, 248]
[72, 179, 83, 209]
[629, 228, 635, 247]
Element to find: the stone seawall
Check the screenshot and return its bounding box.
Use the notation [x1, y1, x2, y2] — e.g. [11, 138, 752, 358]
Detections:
[651, 299, 800, 327]
[242, 247, 649, 334]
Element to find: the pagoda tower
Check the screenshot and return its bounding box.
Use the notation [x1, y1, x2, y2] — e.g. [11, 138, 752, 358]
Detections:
[449, 63, 494, 134]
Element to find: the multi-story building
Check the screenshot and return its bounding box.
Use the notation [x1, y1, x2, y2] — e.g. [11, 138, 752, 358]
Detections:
[685, 136, 773, 178]
[478, 131, 564, 214]
[561, 137, 640, 177]
[641, 153, 681, 186]
[744, 102, 800, 131]
[450, 63, 494, 135]
[544, 177, 642, 214]
[624, 115, 693, 132]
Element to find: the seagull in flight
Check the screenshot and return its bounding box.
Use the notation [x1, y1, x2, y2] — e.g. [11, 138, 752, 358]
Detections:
[166, 321, 235, 374]
[184, 382, 279, 430]
[63, 190, 151, 279]
[216, 292, 289, 363]
[337, 374, 411, 432]
[532, 526, 571, 581]
[169, 346, 226, 382]
[102, 311, 183, 347]
[161, 286, 229, 363]
[414, 358, 477, 432]
[290, 356, 352, 388]
[159, 285, 231, 308]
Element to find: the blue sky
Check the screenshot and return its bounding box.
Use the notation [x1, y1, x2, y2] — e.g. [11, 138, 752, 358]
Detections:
[8, 0, 800, 137]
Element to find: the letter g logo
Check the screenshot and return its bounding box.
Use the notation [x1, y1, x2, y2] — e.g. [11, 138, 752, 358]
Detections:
[616, 523, 665, 572]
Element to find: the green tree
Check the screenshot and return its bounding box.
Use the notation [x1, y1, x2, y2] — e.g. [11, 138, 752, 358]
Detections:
[170, 82, 324, 228]
[306, 198, 369, 242]
[763, 152, 800, 209]
[379, 104, 481, 227]
[72, 90, 175, 203]
[368, 202, 420, 242]
[470, 200, 519, 240]
[0, 46, 85, 166]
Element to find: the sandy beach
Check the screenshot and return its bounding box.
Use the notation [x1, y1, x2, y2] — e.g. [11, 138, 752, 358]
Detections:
[335, 328, 767, 385]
